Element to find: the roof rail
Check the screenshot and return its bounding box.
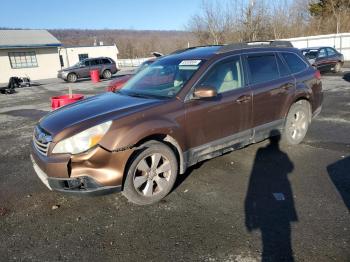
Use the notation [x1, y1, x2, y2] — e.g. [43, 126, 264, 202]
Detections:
[170, 45, 223, 55]
[217, 40, 293, 54]
[170, 46, 198, 55]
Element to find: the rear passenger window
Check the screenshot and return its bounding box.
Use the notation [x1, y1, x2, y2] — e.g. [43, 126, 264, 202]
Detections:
[326, 48, 336, 56]
[102, 59, 111, 64]
[90, 59, 99, 66]
[281, 53, 307, 74]
[247, 54, 279, 84]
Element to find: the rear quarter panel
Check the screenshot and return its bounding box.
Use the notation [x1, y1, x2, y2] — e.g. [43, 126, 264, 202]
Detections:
[292, 68, 322, 113]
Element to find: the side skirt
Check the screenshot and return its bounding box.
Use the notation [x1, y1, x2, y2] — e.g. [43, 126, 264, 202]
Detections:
[183, 119, 285, 168]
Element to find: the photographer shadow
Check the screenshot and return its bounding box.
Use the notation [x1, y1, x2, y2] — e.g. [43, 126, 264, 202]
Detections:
[327, 156, 350, 211]
[245, 132, 298, 262]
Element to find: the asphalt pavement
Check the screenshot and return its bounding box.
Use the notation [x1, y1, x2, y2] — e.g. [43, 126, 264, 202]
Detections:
[0, 72, 349, 262]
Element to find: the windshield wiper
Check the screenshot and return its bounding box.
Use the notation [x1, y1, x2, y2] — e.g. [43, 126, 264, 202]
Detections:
[117, 90, 167, 99]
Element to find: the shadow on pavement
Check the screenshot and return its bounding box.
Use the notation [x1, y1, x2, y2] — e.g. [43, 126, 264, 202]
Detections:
[245, 131, 297, 262]
[327, 156, 350, 211]
[343, 71, 350, 82]
[172, 161, 205, 192]
[3, 109, 49, 121]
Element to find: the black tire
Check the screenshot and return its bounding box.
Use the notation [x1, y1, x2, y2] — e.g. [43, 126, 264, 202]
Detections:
[333, 62, 341, 73]
[282, 100, 310, 145]
[102, 69, 112, 79]
[122, 141, 178, 205]
[67, 73, 78, 83]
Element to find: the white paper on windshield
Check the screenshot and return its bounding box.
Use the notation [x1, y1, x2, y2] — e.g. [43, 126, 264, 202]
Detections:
[179, 60, 201, 66]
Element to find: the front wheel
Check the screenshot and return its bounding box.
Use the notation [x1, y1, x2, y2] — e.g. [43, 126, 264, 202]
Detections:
[67, 73, 78, 83]
[333, 62, 342, 73]
[282, 100, 310, 145]
[122, 141, 178, 205]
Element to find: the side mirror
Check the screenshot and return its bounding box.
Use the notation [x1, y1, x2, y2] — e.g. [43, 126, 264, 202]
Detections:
[193, 86, 217, 99]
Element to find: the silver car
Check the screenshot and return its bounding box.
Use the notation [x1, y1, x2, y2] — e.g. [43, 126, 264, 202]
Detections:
[57, 57, 118, 82]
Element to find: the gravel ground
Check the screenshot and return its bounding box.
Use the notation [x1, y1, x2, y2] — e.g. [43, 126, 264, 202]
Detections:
[0, 72, 349, 262]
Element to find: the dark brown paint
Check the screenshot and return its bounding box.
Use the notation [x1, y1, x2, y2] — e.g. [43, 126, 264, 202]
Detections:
[31, 45, 323, 191]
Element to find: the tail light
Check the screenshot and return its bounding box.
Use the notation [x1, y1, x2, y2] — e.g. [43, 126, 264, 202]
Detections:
[314, 70, 321, 80]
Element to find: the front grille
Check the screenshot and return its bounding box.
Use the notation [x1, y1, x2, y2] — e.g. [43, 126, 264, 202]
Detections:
[33, 126, 52, 156]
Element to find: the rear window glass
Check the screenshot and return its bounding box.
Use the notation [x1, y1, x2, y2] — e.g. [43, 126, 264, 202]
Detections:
[276, 54, 290, 77]
[281, 53, 307, 74]
[247, 54, 279, 84]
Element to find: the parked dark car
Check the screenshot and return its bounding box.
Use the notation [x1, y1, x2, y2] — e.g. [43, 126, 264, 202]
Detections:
[58, 57, 118, 82]
[107, 58, 156, 92]
[301, 47, 344, 73]
[31, 41, 323, 205]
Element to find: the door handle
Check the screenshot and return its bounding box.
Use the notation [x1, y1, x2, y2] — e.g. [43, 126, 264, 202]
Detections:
[235, 95, 251, 103]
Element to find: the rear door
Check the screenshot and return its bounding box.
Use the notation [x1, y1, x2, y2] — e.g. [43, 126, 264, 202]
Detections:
[244, 52, 295, 139]
[326, 47, 339, 69]
[315, 48, 329, 71]
[90, 58, 102, 74]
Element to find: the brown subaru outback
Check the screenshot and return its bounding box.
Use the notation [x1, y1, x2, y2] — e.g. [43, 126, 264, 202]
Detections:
[31, 41, 323, 205]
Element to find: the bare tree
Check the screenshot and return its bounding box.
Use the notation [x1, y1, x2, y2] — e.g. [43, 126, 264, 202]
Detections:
[187, 0, 234, 45]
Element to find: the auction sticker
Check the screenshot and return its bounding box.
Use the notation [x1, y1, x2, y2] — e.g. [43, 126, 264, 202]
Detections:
[179, 60, 202, 66]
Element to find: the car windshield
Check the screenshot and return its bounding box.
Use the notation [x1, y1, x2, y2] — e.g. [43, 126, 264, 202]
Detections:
[74, 61, 84, 67]
[119, 58, 203, 98]
[135, 60, 154, 74]
[302, 50, 319, 59]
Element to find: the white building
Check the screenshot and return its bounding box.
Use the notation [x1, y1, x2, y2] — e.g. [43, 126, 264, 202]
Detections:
[282, 33, 350, 61]
[58, 44, 119, 69]
[0, 30, 62, 84]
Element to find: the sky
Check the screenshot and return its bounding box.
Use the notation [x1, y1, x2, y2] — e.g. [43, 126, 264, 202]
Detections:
[0, 0, 204, 30]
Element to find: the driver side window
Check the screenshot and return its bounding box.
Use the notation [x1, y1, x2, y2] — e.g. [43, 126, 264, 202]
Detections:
[198, 57, 243, 94]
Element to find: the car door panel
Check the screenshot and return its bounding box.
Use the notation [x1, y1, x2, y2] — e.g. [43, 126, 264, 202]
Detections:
[184, 56, 252, 164]
[315, 48, 329, 71]
[79, 60, 91, 78]
[89, 59, 101, 75]
[244, 53, 295, 139]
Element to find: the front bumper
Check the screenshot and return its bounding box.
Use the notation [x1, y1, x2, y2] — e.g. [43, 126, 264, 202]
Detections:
[30, 140, 134, 196]
[57, 71, 68, 80]
[30, 154, 121, 196]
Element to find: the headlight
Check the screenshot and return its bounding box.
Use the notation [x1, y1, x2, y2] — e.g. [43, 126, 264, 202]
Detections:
[52, 121, 112, 154]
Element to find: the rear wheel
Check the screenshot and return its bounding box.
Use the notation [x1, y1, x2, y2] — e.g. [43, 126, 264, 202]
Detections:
[67, 73, 77, 83]
[282, 100, 310, 145]
[122, 141, 178, 205]
[102, 69, 112, 79]
[333, 62, 341, 73]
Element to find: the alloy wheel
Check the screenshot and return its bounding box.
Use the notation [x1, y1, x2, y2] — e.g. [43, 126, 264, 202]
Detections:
[288, 110, 307, 141]
[133, 153, 172, 197]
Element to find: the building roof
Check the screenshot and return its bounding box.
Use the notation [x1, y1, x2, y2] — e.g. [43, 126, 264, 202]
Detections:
[0, 30, 61, 49]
